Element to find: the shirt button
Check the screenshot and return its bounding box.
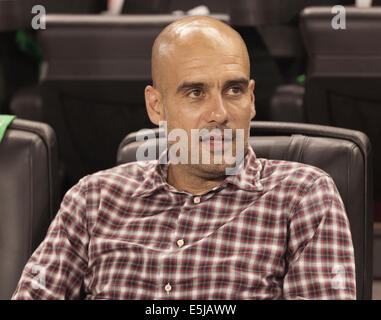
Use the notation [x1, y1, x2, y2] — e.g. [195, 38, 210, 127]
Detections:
[193, 196, 201, 204]
[165, 283, 172, 294]
[177, 239, 184, 247]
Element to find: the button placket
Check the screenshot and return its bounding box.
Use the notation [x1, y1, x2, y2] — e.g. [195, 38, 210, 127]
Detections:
[164, 282, 172, 295]
[176, 239, 184, 248]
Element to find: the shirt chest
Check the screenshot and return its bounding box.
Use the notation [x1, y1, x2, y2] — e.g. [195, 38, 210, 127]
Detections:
[84, 192, 289, 299]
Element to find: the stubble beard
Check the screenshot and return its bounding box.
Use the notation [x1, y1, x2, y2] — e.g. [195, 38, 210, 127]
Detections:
[168, 138, 248, 180]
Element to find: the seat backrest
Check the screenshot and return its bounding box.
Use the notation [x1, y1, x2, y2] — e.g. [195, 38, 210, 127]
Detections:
[0, 118, 59, 299]
[10, 15, 165, 189]
[117, 121, 373, 299]
[39, 15, 164, 81]
[301, 6, 381, 218]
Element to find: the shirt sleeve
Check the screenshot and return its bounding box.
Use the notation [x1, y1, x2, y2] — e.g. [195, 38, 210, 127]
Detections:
[282, 174, 356, 300]
[11, 178, 89, 300]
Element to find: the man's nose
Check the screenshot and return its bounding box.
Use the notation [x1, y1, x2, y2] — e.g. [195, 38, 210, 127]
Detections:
[206, 92, 228, 124]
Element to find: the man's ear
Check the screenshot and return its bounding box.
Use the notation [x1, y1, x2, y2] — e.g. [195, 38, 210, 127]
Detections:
[249, 79, 256, 120]
[145, 85, 165, 126]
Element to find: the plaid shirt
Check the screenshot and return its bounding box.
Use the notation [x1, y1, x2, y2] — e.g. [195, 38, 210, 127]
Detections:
[12, 146, 356, 300]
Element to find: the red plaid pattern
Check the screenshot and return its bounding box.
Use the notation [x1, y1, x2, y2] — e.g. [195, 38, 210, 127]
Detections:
[12, 146, 356, 300]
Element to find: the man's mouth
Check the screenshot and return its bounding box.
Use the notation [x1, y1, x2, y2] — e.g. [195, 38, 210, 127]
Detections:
[200, 135, 233, 152]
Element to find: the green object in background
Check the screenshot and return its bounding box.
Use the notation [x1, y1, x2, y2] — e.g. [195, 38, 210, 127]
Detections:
[15, 30, 43, 76]
[0, 115, 16, 143]
[296, 74, 306, 84]
[15, 30, 41, 59]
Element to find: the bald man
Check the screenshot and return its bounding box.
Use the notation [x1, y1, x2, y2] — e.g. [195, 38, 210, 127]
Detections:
[12, 16, 356, 300]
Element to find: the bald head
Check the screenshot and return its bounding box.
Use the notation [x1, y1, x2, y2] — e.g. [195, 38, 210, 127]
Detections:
[145, 15, 256, 183]
[151, 16, 250, 92]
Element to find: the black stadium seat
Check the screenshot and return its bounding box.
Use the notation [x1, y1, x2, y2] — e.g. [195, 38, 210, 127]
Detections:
[301, 6, 381, 207]
[230, 0, 354, 80]
[0, 118, 59, 299]
[10, 14, 161, 191]
[269, 6, 381, 220]
[117, 121, 374, 300]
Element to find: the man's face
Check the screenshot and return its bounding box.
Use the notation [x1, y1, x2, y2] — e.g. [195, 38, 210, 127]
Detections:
[152, 32, 255, 177]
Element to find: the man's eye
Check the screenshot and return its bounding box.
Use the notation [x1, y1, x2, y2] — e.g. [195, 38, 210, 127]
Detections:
[188, 89, 203, 98]
[227, 86, 242, 95]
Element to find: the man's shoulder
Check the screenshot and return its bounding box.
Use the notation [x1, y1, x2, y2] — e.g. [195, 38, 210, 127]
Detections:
[258, 158, 332, 187]
[80, 160, 158, 193]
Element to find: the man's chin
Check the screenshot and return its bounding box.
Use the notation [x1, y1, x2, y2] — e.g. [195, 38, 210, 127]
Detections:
[194, 143, 247, 173]
[188, 162, 233, 179]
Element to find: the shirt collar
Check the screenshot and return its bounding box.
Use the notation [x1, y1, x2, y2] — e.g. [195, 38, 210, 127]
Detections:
[130, 151, 169, 197]
[223, 145, 264, 192]
[132, 145, 263, 197]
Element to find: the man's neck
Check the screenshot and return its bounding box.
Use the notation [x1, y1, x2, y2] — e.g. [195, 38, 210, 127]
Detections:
[167, 164, 226, 195]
